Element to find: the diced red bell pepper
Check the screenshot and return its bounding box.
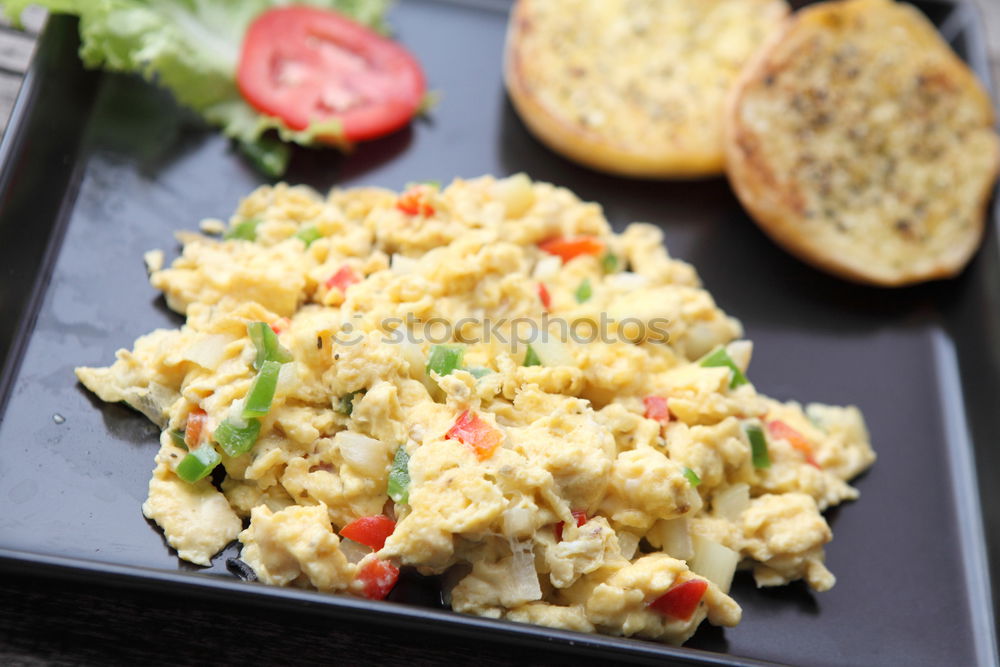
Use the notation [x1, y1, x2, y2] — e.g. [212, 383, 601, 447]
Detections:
[555, 509, 588, 541]
[643, 396, 670, 423]
[767, 420, 821, 469]
[538, 236, 605, 263]
[184, 408, 207, 449]
[396, 185, 435, 217]
[649, 579, 708, 621]
[270, 317, 291, 335]
[356, 558, 400, 600]
[340, 515, 396, 551]
[325, 264, 361, 293]
[538, 283, 552, 310]
[445, 410, 502, 460]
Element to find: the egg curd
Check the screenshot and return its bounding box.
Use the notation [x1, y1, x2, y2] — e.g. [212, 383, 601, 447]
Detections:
[76, 175, 875, 645]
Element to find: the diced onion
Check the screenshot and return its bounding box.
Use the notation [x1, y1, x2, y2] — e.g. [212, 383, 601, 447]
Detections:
[502, 538, 541, 605]
[529, 337, 574, 367]
[605, 271, 649, 291]
[336, 432, 386, 477]
[339, 537, 372, 564]
[616, 530, 641, 560]
[726, 340, 753, 373]
[532, 255, 561, 281]
[181, 334, 231, 371]
[391, 254, 419, 274]
[647, 517, 693, 560]
[689, 535, 740, 594]
[494, 173, 535, 218]
[275, 362, 296, 395]
[399, 334, 426, 380]
[685, 322, 722, 360]
[227, 398, 248, 430]
[713, 483, 749, 521]
[503, 507, 535, 539]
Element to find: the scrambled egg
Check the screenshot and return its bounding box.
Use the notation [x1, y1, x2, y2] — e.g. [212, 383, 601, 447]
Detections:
[76, 175, 875, 645]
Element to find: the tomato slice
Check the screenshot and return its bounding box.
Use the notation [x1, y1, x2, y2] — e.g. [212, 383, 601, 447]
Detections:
[555, 509, 588, 541]
[643, 396, 670, 423]
[537, 283, 552, 310]
[538, 236, 605, 263]
[237, 6, 426, 143]
[184, 409, 208, 449]
[326, 264, 361, 292]
[649, 579, 708, 621]
[445, 410, 502, 460]
[767, 420, 821, 469]
[340, 515, 396, 551]
[356, 558, 400, 600]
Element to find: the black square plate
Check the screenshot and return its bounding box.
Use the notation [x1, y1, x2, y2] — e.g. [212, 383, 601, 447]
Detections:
[0, 1, 996, 665]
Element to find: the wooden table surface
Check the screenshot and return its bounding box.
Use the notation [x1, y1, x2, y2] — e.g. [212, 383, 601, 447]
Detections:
[1, 2, 999, 666]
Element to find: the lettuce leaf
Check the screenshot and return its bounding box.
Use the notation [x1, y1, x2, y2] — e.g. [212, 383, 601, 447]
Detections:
[5, 0, 392, 176]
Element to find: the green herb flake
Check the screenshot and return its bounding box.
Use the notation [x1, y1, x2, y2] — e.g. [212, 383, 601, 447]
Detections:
[387, 446, 411, 504]
[746, 424, 771, 469]
[224, 218, 262, 242]
[575, 278, 592, 303]
[214, 417, 262, 458]
[682, 467, 701, 487]
[699, 347, 749, 389]
[176, 445, 221, 483]
[295, 226, 323, 247]
[523, 345, 542, 367]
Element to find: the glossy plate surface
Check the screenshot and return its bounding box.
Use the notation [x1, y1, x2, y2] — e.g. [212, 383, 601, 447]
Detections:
[0, 1, 996, 665]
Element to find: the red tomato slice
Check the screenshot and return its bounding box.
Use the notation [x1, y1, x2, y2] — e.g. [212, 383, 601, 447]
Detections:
[340, 515, 396, 551]
[446, 410, 502, 460]
[555, 509, 588, 541]
[537, 283, 552, 310]
[643, 396, 670, 423]
[356, 558, 400, 600]
[326, 264, 361, 292]
[237, 6, 426, 143]
[538, 236, 605, 263]
[649, 579, 708, 621]
[184, 409, 207, 449]
[767, 420, 821, 469]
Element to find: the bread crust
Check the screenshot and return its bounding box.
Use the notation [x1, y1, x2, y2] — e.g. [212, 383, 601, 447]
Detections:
[505, 0, 789, 179]
[724, 0, 1000, 286]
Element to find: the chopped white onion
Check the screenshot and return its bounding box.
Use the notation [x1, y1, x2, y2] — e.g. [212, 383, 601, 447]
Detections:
[605, 271, 649, 291]
[390, 254, 419, 274]
[494, 173, 535, 218]
[399, 334, 426, 380]
[726, 340, 753, 373]
[685, 322, 722, 360]
[181, 334, 230, 371]
[228, 398, 248, 429]
[530, 337, 574, 367]
[713, 483, 750, 521]
[338, 537, 373, 564]
[503, 507, 535, 539]
[502, 538, 541, 605]
[336, 431, 386, 477]
[532, 255, 562, 281]
[616, 530, 641, 560]
[689, 535, 740, 593]
[275, 362, 296, 395]
[647, 517, 694, 560]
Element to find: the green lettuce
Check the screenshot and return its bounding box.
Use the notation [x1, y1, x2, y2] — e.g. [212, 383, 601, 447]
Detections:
[5, 0, 392, 176]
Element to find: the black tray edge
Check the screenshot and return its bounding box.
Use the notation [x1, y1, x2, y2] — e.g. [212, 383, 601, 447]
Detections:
[0, 545, 782, 667]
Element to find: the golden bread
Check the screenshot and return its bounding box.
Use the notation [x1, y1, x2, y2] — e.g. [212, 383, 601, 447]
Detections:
[725, 0, 1000, 286]
[504, 0, 789, 178]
